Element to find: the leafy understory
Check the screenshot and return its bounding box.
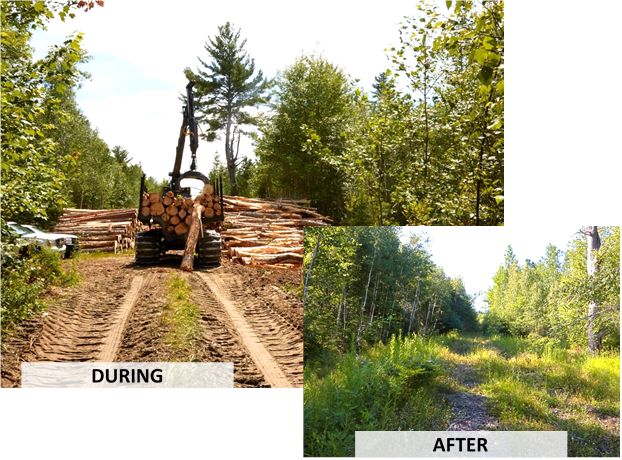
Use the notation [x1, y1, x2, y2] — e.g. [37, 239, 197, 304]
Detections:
[305, 333, 620, 457]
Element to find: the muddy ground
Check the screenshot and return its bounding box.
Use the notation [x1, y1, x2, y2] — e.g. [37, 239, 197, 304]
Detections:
[1, 255, 303, 388]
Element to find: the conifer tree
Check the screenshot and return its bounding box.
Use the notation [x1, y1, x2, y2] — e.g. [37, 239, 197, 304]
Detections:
[184, 22, 270, 194]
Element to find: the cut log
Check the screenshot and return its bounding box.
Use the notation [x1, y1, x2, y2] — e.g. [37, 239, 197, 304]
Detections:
[141, 198, 149, 207]
[204, 207, 215, 218]
[203, 183, 214, 195]
[169, 215, 180, 225]
[148, 193, 160, 204]
[178, 209, 187, 219]
[166, 190, 175, 198]
[80, 241, 118, 249]
[180, 204, 204, 272]
[163, 196, 174, 206]
[241, 253, 303, 265]
[174, 223, 188, 235]
[166, 205, 178, 216]
[150, 202, 165, 216]
[184, 215, 193, 226]
[141, 206, 151, 217]
[161, 213, 170, 222]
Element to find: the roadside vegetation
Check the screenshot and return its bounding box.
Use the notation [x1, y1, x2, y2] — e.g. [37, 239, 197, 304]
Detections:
[305, 333, 619, 457]
[304, 226, 620, 457]
[1, 2, 153, 334]
[0, 243, 81, 334]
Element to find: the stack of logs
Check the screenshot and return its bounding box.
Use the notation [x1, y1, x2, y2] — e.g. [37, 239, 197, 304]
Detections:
[53, 208, 144, 253]
[141, 183, 221, 235]
[221, 196, 332, 267]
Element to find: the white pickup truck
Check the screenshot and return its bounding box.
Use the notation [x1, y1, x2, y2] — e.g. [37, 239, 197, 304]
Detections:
[7, 222, 70, 258]
[22, 224, 79, 258]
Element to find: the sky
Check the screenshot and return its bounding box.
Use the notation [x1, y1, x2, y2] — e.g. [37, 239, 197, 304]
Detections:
[398, 225, 588, 312]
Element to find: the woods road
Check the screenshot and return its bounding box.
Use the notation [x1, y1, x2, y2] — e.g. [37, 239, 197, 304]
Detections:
[1, 255, 303, 388]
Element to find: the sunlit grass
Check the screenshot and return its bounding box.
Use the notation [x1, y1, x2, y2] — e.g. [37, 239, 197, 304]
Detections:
[305, 333, 620, 457]
[304, 334, 452, 457]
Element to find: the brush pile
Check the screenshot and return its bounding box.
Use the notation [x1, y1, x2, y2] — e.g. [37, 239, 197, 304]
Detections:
[221, 196, 331, 267]
[53, 208, 144, 253]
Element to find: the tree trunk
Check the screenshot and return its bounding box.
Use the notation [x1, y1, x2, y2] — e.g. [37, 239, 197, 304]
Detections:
[180, 204, 204, 271]
[408, 278, 420, 334]
[357, 244, 377, 350]
[303, 228, 324, 306]
[224, 109, 237, 194]
[586, 225, 601, 354]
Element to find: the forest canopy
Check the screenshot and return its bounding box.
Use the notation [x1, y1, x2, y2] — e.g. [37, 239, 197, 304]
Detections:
[303, 227, 478, 362]
[484, 226, 620, 349]
[201, 0, 504, 225]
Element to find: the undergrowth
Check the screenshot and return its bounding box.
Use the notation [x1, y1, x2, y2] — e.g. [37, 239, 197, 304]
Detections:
[1, 246, 81, 334]
[161, 273, 203, 361]
[305, 332, 620, 457]
[304, 333, 452, 457]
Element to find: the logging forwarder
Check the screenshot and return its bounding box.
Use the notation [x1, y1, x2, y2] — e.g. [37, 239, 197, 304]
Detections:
[135, 81, 223, 267]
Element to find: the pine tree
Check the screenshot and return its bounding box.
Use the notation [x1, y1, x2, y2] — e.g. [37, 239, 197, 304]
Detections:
[184, 22, 270, 194]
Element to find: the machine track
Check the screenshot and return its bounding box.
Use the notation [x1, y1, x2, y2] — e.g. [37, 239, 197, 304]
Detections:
[1, 256, 302, 389]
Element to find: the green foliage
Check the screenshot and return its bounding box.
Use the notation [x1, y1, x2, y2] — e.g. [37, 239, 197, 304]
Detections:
[304, 334, 452, 457]
[303, 227, 478, 362]
[485, 228, 620, 349]
[1, 245, 81, 333]
[144, 176, 169, 194]
[252, 1, 503, 225]
[1, 4, 85, 225]
[207, 155, 260, 197]
[255, 52, 356, 222]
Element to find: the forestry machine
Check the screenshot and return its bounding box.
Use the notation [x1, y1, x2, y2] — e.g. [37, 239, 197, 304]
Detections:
[135, 81, 224, 266]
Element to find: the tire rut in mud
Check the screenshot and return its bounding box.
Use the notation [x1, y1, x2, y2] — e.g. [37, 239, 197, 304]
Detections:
[30, 258, 136, 362]
[115, 266, 268, 388]
[1, 256, 302, 389]
[200, 271, 303, 388]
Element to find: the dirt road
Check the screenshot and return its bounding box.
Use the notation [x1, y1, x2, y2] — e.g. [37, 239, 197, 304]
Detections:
[1, 255, 303, 388]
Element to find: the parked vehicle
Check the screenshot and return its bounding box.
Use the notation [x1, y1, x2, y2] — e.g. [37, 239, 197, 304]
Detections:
[22, 224, 78, 258]
[6, 222, 66, 257]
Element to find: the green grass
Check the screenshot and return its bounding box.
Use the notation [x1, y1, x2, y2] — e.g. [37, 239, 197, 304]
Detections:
[455, 336, 620, 457]
[305, 333, 620, 457]
[304, 334, 453, 457]
[161, 273, 203, 361]
[74, 248, 135, 260]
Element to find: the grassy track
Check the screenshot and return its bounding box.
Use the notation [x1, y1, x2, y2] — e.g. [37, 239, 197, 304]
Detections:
[304, 333, 620, 457]
[161, 273, 204, 361]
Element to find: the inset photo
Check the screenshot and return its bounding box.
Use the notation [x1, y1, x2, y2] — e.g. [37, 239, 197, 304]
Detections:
[303, 226, 620, 457]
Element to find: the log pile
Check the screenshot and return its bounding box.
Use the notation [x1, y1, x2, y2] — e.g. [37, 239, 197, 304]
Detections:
[221, 196, 331, 267]
[53, 208, 144, 253]
[141, 183, 221, 236]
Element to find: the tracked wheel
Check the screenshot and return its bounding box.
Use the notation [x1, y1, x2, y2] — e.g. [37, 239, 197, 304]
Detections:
[197, 230, 221, 267]
[135, 231, 161, 265]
